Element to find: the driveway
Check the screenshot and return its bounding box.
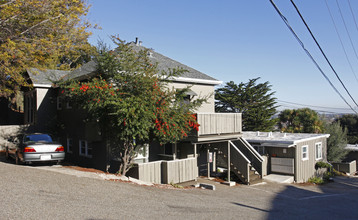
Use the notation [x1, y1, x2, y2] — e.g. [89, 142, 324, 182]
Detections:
[1, 154, 358, 220]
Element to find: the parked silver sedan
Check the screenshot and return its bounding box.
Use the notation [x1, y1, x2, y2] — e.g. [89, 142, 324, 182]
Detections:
[5, 133, 65, 164]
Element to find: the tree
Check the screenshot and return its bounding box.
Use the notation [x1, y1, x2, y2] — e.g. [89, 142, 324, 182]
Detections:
[335, 114, 358, 144]
[278, 108, 324, 133]
[323, 121, 348, 162]
[215, 78, 278, 131]
[60, 38, 206, 176]
[0, 0, 95, 98]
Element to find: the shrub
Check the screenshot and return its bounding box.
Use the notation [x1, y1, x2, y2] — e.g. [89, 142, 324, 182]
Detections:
[315, 162, 332, 170]
[323, 171, 334, 181]
[308, 177, 324, 184]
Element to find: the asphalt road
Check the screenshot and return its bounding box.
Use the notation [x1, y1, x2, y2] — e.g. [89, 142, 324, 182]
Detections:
[1, 156, 358, 220]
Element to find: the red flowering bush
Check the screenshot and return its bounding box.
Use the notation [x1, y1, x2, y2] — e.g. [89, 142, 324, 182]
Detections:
[59, 37, 206, 175]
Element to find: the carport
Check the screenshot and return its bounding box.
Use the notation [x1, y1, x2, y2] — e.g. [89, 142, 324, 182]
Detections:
[242, 131, 330, 183]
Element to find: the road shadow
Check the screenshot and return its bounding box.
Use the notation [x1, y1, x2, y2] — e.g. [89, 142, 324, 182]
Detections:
[265, 177, 358, 219]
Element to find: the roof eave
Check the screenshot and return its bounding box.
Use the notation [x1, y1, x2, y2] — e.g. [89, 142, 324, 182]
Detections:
[172, 76, 222, 85]
[33, 83, 52, 88]
[293, 134, 331, 145]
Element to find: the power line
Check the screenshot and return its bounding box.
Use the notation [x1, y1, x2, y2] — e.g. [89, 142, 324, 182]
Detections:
[347, 0, 358, 33]
[335, 0, 358, 65]
[277, 100, 352, 110]
[290, 0, 358, 110]
[325, 0, 358, 84]
[269, 0, 358, 114]
[278, 104, 349, 114]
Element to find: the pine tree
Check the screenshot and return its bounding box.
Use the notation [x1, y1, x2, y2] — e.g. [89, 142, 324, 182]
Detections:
[335, 114, 358, 144]
[215, 78, 278, 131]
[324, 121, 348, 162]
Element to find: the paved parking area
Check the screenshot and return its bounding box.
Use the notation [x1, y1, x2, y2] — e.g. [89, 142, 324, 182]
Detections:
[1, 154, 358, 219]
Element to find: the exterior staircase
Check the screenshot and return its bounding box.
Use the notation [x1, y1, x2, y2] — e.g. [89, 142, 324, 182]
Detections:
[217, 138, 264, 185]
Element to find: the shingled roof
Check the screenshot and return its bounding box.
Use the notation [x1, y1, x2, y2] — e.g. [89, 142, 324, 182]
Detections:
[27, 68, 70, 87]
[129, 41, 221, 85]
[28, 39, 222, 87]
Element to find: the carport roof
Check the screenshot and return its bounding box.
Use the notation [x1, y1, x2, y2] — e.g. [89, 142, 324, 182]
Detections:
[346, 144, 358, 151]
[242, 131, 330, 147]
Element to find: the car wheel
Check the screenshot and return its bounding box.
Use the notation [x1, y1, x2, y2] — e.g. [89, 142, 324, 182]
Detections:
[5, 148, 9, 160]
[15, 152, 20, 165]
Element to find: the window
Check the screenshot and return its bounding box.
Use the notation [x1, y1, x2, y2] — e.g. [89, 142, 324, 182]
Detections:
[79, 140, 92, 157]
[302, 145, 308, 161]
[57, 97, 62, 110]
[25, 92, 36, 124]
[164, 143, 173, 155]
[67, 138, 73, 153]
[253, 146, 265, 155]
[183, 95, 191, 104]
[66, 101, 72, 109]
[315, 142, 322, 160]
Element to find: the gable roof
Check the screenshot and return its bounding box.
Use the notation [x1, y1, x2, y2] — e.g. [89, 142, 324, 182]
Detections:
[243, 131, 330, 148]
[62, 60, 97, 81]
[129, 42, 222, 85]
[28, 40, 222, 87]
[27, 68, 70, 88]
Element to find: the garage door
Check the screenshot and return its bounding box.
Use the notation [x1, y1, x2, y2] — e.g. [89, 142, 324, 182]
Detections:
[271, 157, 294, 175]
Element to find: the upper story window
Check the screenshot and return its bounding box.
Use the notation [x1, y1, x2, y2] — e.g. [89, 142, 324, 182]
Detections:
[79, 140, 92, 158]
[315, 142, 322, 160]
[302, 145, 308, 161]
[57, 97, 63, 110]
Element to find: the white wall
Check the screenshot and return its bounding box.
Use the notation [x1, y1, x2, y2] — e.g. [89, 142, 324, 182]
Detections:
[168, 82, 215, 113]
[36, 88, 49, 110]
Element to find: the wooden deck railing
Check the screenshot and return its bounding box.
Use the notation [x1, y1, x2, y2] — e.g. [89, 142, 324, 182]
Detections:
[196, 113, 242, 136]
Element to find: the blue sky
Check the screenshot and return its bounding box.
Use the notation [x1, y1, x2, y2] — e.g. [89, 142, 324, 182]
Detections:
[87, 0, 358, 114]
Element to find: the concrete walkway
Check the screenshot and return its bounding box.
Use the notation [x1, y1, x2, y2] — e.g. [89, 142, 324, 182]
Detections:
[263, 174, 294, 183]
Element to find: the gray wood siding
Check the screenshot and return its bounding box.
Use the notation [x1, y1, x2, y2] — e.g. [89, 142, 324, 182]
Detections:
[197, 113, 242, 136]
[295, 137, 327, 183]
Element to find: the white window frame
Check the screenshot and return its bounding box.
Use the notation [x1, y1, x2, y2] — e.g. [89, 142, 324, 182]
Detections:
[57, 97, 62, 110]
[66, 101, 72, 109]
[66, 138, 73, 153]
[315, 142, 322, 160]
[302, 145, 309, 161]
[79, 140, 92, 158]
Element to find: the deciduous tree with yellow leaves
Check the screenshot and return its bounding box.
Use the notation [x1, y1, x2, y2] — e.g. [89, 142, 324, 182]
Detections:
[0, 0, 95, 99]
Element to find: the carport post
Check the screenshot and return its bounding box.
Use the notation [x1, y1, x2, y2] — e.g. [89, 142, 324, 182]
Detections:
[207, 148, 210, 178]
[228, 141, 231, 182]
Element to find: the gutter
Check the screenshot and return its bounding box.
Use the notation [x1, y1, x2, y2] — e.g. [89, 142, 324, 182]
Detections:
[171, 76, 223, 85]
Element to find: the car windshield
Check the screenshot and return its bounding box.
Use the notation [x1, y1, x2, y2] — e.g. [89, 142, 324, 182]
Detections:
[24, 134, 53, 143]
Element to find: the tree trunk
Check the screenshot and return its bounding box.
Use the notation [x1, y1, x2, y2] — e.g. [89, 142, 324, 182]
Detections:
[119, 141, 135, 176]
